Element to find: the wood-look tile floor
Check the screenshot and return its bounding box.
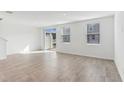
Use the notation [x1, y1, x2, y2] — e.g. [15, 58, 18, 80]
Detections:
[0, 50, 122, 82]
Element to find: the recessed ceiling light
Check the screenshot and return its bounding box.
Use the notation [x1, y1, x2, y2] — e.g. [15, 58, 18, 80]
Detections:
[6, 11, 13, 14]
[63, 13, 67, 16]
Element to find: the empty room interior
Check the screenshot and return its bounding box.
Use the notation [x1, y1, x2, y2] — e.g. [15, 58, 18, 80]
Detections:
[0, 11, 124, 82]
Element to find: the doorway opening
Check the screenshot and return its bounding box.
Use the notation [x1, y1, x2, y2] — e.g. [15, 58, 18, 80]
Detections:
[44, 28, 56, 50]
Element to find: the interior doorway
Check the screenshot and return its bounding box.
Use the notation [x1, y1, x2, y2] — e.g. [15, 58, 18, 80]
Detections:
[44, 28, 56, 50]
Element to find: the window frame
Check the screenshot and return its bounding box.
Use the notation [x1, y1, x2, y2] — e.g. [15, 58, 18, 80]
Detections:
[87, 23, 100, 45]
[61, 26, 71, 43]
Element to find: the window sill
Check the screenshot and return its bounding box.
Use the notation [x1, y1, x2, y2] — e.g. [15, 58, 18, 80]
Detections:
[63, 42, 71, 44]
[87, 43, 101, 46]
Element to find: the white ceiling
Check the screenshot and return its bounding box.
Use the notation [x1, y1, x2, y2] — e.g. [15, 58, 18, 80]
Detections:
[0, 11, 115, 27]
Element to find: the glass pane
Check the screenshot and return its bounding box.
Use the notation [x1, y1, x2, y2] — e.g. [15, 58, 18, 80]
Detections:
[87, 23, 99, 34]
[63, 35, 70, 42]
[87, 34, 100, 44]
[63, 27, 70, 35]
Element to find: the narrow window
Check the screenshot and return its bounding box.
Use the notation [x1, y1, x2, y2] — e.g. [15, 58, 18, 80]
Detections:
[62, 27, 70, 43]
[87, 23, 100, 44]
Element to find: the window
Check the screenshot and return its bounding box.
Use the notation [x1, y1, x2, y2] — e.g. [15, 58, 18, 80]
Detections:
[44, 28, 56, 33]
[62, 27, 70, 42]
[87, 23, 100, 44]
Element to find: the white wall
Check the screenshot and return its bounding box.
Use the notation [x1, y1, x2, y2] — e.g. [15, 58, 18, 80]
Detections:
[0, 23, 41, 55]
[51, 16, 114, 60]
[115, 12, 124, 81]
[41, 28, 45, 49]
[0, 37, 7, 59]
